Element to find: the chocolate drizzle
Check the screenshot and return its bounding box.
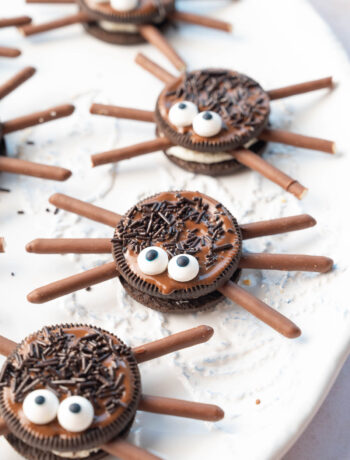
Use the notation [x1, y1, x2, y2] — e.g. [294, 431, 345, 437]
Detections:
[156, 69, 270, 153]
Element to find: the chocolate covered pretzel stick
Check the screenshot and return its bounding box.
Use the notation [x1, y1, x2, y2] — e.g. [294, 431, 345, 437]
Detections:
[20, 12, 90, 37]
[138, 25, 186, 71]
[231, 149, 307, 199]
[170, 11, 232, 33]
[0, 335, 17, 357]
[0, 237, 5, 253]
[0, 46, 21, 58]
[133, 325, 213, 363]
[219, 281, 301, 338]
[26, 238, 111, 254]
[2, 104, 75, 134]
[49, 193, 121, 227]
[92, 137, 174, 167]
[268, 76, 333, 100]
[0, 418, 9, 436]
[0, 16, 32, 28]
[27, 262, 118, 303]
[0, 67, 36, 100]
[135, 53, 176, 84]
[103, 439, 162, 460]
[240, 214, 316, 239]
[239, 253, 333, 273]
[259, 129, 335, 154]
[90, 104, 155, 123]
[0, 157, 71, 181]
[139, 395, 224, 421]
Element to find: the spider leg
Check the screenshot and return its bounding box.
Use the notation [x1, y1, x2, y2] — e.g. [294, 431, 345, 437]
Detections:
[0, 157, 71, 181]
[0, 67, 35, 100]
[267, 76, 333, 100]
[0, 16, 31, 28]
[19, 11, 90, 37]
[240, 214, 316, 239]
[91, 104, 155, 123]
[135, 53, 176, 84]
[239, 253, 333, 273]
[26, 238, 111, 254]
[0, 46, 21, 58]
[259, 129, 335, 154]
[170, 10, 232, 33]
[0, 336, 17, 357]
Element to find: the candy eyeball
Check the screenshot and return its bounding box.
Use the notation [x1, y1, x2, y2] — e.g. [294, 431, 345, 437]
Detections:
[23, 389, 59, 425]
[137, 246, 168, 275]
[168, 101, 198, 128]
[57, 396, 94, 433]
[192, 111, 222, 137]
[110, 0, 139, 12]
[168, 254, 199, 282]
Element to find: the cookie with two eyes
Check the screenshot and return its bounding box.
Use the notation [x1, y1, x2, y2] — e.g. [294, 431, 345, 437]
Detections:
[112, 190, 243, 312]
[155, 69, 270, 175]
[0, 324, 141, 459]
[78, 0, 174, 45]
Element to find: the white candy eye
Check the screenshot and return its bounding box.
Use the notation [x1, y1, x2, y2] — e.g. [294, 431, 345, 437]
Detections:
[192, 111, 222, 137]
[23, 389, 59, 425]
[137, 246, 168, 275]
[57, 396, 94, 433]
[168, 254, 199, 282]
[110, 0, 139, 12]
[168, 101, 198, 128]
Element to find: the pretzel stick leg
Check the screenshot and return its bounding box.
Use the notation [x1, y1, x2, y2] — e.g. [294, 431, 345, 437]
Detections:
[139, 395, 224, 422]
[135, 53, 177, 84]
[27, 262, 118, 304]
[90, 104, 155, 123]
[231, 149, 307, 199]
[133, 325, 213, 363]
[49, 193, 121, 227]
[0, 336, 17, 356]
[3, 104, 75, 135]
[0, 157, 71, 181]
[0, 17, 32, 28]
[240, 214, 316, 240]
[19, 12, 91, 37]
[0, 418, 9, 436]
[0, 67, 36, 100]
[239, 253, 333, 273]
[0, 46, 21, 58]
[219, 281, 301, 338]
[91, 137, 173, 167]
[103, 439, 162, 460]
[259, 129, 335, 154]
[267, 77, 333, 100]
[138, 25, 186, 71]
[0, 237, 5, 253]
[170, 11, 232, 33]
[26, 238, 111, 254]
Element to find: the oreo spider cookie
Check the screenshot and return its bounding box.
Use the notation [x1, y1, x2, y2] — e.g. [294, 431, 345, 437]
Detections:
[0, 324, 141, 459]
[112, 190, 243, 312]
[78, 0, 174, 44]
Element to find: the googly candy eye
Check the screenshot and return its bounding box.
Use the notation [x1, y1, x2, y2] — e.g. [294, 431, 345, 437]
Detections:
[168, 254, 199, 282]
[57, 396, 94, 433]
[23, 389, 59, 425]
[192, 111, 222, 137]
[110, 0, 139, 12]
[137, 246, 168, 275]
[168, 101, 198, 128]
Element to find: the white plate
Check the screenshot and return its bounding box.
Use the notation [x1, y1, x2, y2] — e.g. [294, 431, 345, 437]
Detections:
[0, 0, 349, 459]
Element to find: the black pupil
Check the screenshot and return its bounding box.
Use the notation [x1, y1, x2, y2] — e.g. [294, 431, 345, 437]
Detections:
[69, 403, 81, 414]
[178, 103, 187, 109]
[177, 255, 190, 267]
[146, 249, 158, 261]
[35, 395, 45, 405]
[203, 112, 213, 120]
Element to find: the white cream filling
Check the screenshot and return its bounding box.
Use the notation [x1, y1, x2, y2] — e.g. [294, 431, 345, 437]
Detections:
[98, 20, 138, 33]
[166, 138, 258, 164]
[51, 448, 100, 459]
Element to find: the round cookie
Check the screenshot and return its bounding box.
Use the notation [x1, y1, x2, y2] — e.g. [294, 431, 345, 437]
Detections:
[112, 191, 243, 303]
[78, 0, 175, 25]
[0, 325, 141, 457]
[155, 69, 270, 153]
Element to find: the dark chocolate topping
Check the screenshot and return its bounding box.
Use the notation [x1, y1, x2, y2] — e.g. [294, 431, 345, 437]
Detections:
[156, 69, 270, 153]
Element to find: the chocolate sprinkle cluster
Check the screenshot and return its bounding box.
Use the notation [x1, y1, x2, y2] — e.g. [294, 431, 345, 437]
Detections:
[166, 69, 269, 129]
[0, 326, 131, 415]
[113, 193, 236, 269]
